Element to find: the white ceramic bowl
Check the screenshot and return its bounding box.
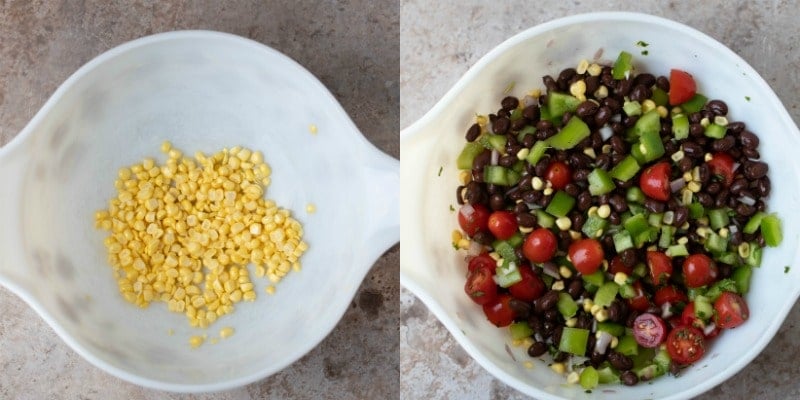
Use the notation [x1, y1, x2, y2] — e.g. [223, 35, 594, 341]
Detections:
[0, 31, 398, 392]
[401, 12, 800, 400]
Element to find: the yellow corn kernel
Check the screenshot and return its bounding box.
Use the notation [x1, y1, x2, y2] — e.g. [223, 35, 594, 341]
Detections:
[220, 326, 235, 339]
[189, 335, 204, 349]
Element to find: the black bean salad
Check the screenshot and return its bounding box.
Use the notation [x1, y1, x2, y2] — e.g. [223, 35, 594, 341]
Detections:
[452, 52, 783, 389]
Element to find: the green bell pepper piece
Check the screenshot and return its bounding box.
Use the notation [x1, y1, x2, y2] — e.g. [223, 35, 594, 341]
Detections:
[456, 142, 485, 170]
[626, 186, 646, 204]
[547, 92, 582, 119]
[609, 155, 641, 182]
[597, 321, 626, 337]
[558, 327, 589, 356]
[580, 366, 600, 390]
[594, 282, 620, 308]
[623, 100, 642, 116]
[743, 211, 766, 234]
[704, 123, 727, 139]
[557, 292, 578, 319]
[612, 51, 633, 80]
[509, 321, 534, 340]
[545, 190, 575, 218]
[746, 242, 762, 267]
[526, 140, 549, 166]
[535, 209, 555, 229]
[666, 243, 689, 257]
[635, 129, 665, 163]
[613, 230, 634, 252]
[632, 109, 661, 138]
[679, 93, 708, 113]
[588, 168, 615, 196]
[582, 270, 606, 287]
[732, 265, 753, 294]
[672, 113, 690, 140]
[581, 214, 608, 239]
[547, 116, 590, 150]
[761, 213, 782, 247]
[651, 87, 669, 106]
[494, 260, 522, 288]
[615, 334, 639, 356]
[708, 208, 731, 230]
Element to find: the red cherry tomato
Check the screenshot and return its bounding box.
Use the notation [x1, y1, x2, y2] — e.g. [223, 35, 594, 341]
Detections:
[458, 203, 490, 237]
[682, 254, 718, 288]
[568, 239, 604, 275]
[680, 302, 720, 339]
[669, 69, 697, 105]
[508, 264, 546, 302]
[706, 152, 735, 186]
[522, 228, 558, 263]
[464, 265, 498, 305]
[632, 313, 667, 348]
[609, 255, 634, 276]
[654, 285, 688, 307]
[627, 281, 651, 312]
[482, 294, 517, 327]
[545, 161, 572, 190]
[487, 210, 518, 240]
[647, 251, 673, 286]
[666, 325, 706, 364]
[714, 291, 749, 329]
[639, 162, 671, 202]
[467, 253, 496, 273]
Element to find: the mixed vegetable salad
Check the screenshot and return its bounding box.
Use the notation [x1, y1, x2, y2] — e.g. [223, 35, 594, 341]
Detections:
[453, 51, 782, 388]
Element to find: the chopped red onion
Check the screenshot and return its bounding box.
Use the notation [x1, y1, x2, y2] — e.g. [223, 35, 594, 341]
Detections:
[704, 322, 717, 336]
[541, 262, 561, 279]
[461, 203, 474, 218]
[523, 95, 537, 107]
[670, 178, 686, 193]
[595, 331, 614, 354]
[467, 240, 483, 256]
[661, 302, 673, 319]
[490, 149, 500, 165]
[738, 195, 756, 206]
[599, 125, 613, 141]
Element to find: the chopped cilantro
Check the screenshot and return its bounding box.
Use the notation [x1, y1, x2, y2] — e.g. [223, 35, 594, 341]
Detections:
[438, 166, 443, 176]
[745, 96, 751, 101]
[785, 266, 791, 274]
[449, 204, 455, 212]
[503, 81, 515, 94]
[641, 50, 649, 56]
[452, 242, 459, 250]
[636, 40, 649, 47]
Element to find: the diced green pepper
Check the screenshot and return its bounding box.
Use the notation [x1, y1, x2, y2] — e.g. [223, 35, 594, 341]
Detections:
[743, 211, 766, 234]
[635, 129, 665, 163]
[623, 100, 642, 116]
[732, 265, 753, 294]
[623, 213, 649, 237]
[632, 110, 661, 138]
[708, 208, 731, 230]
[648, 213, 664, 228]
[680, 93, 708, 113]
[456, 142, 485, 170]
[545, 190, 576, 218]
[558, 327, 590, 356]
[509, 108, 523, 121]
[632, 262, 647, 278]
[651, 87, 669, 106]
[517, 126, 536, 143]
[715, 252, 738, 266]
[509, 321, 534, 340]
[479, 133, 507, 151]
[547, 92, 582, 119]
[494, 240, 519, 263]
[672, 113, 690, 140]
[635, 364, 662, 381]
[612, 51, 633, 80]
[597, 322, 626, 337]
[547, 116, 590, 150]
[597, 366, 620, 384]
[653, 347, 672, 376]
[557, 292, 578, 319]
[483, 165, 507, 185]
[594, 282, 620, 308]
[609, 155, 641, 182]
[666, 243, 689, 257]
[659, 225, 675, 248]
[618, 283, 636, 299]
[704, 231, 729, 254]
[535, 209, 555, 229]
[704, 278, 738, 301]
[761, 213, 782, 247]
[688, 202, 705, 219]
[634, 226, 659, 248]
[582, 269, 606, 287]
[526, 140, 549, 166]
[694, 296, 713, 321]
[580, 366, 600, 390]
[588, 168, 615, 196]
[626, 187, 646, 204]
[582, 214, 609, 239]
[746, 242, 762, 267]
[613, 230, 634, 252]
[615, 334, 639, 356]
[495, 260, 522, 288]
[704, 123, 727, 139]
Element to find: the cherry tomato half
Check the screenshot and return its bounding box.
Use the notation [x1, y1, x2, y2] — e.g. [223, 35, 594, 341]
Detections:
[682, 254, 718, 288]
[482, 294, 517, 327]
[639, 162, 671, 202]
[706, 152, 735, 186]
[654, 285, 688, 307]
[467, 253, 496, 273]
[458, 203, 490, 237]
[522, 228, 558, 263]
[666, 325, 706, 364]
[681, 302, 720, 339]
[568, 238, 604, 275]
[545, 161, 572, 190]
[669, 69, 697, 106]
[508, 264, 546, 302]
[487, 210, 518, 240]
[627, 280, 651, 312]
[632, 313, 667, 348]
[464, 265, 498, 305]
[647, 251, 673, 286]
[609, 255, 634, 276]
[714, 291, 749, 329]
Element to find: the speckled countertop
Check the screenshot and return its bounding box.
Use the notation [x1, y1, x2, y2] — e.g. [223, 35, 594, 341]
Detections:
[401, 1, 800, 399]
[0, 1, 398, 399]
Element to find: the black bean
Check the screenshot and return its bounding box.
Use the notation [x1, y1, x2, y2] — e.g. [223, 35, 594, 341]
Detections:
[535, 290, 560, 313]
[619, 248, 638, 268]
[558, 67, 577, 83]
[730, 230, 744, 246]
[735, 203, 756, 217]
[489, 193, 505, 211]
[616, 78, 632, 96]
[465, 123, 481, 142]
[697, 164, 710, 184]
[711, 136, 735, 152]
[655, 75, 670, 91]
[730, 178, 748, 195]
[601, 72, 615, 87]
[742, 147, 760, 159]
[683, 141, 703, 158]
[744, 161, 768, 179]
[621, 371, 639, 386]
[567, 280, 584, 299]
[590, 351, 607, 367]
[706, 99, 728, 116]
[575, 313, 593, 330]
[543, 75, 558, 92]
[609, 194, 628, 213]
[677, 157, 692, 173]
[644, 198, 665, 213]
[493, 117, 510, 134]
[608, 212, 621, 225]
[472, 231, 493, 245]
[552, 351, 569, 363]
[623, 115, 639, 128]
[608, 351, 634, 371]
[573, 168, 591, 183]
[522, 105, 540, 121]
[633, 73, 656, 88]
[513, 202, 529, 215]
[595, 153, 611, 170]
[576, 191, 592, 211]
[673, 206, 689, 227]
[609, 135, 625, 154]
[464, 181, 486, 205]
[664, 140, 678, 156]
[689, 123, 705, 137]
[570, 212, 585, 230]
[608, 299, 629, 323]
[714, 189, 729, 208]
[558, 230, 573, 249]
[472, 150, 491, 170]
[575, 100, 599, 119]
[755, 177, 771, 197]
[527, 341, 548, 357]
[516, 212, 537, 228]
[629, 84, 652, 102]
[585, 75, 600, 95]
[544, 307, 561, 322]
[510, 118, 528, 131]
[727, 121, 746, 134]
[739, 130, 759, 149]
[594, 106, 613, 126]
[601, 97, 621, 112]
[501, 96, 519, 111]
[696, 192, 713, 207]
[498, 154, 516, 168]
[521, 134, 536, 148]
[509, 299, 531, 319]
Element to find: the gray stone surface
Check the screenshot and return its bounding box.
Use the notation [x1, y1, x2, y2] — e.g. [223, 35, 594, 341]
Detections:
[401, 1, 800, 399]
[0, 1, 398, 399]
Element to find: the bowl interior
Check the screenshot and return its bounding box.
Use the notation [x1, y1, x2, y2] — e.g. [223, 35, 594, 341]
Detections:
[401, 13, 800, 400]
[14, 32, 381, 390]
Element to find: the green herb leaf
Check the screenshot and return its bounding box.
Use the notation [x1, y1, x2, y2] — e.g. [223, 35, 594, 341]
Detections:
[438, 166, 443, 176]
[785, 266, 791, 274]
[636, 40, 649, 47]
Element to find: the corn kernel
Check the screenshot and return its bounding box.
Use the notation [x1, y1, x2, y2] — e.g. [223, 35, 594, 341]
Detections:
[555, 217, 572, 231]
[597, 204, 611, 219]
[567, 371, 580, 384]
[551, 363, 566, 374]
[587, 63, 602, 76]
[576, 59, 589, 74]
[189, 335, 204, 348]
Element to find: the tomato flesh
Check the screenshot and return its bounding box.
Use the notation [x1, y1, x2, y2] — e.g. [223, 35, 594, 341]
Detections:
[522, 228, 558, 263]
[632, 313, 667, 348]
[545, 161, 572, 190]
[467, 253, 496, 273]
[669, 69, 697, 105]
[487, 210, 518, 240]
[482, 294, 517, 327]
[639, 162, 671, 202]
[706, 152, 735, 186]
[464, 265, 498, 305]
[667, 325, 706, 364]
[654, 285, 687, 307]
[714, 291, 749, 329]
[458, 203, 490, 237]
[568, 238, 604, 275]
[647, 251, 673, 286]
[682, 254, 718, 288]
[627, 281, 651, 312]
[508, 264, 546, 302]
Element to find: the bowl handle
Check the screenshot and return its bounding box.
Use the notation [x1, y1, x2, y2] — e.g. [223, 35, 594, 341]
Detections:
[359, 149, 399, 265]
[0, 137, 32, 292]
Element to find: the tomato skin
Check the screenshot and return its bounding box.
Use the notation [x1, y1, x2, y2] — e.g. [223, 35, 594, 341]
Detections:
[458, 203, 491, 237]
[545, 161, 572, 190]
[666, 325, 706, 364]
[632, 313, 668, 348]
[467, 253, 496, 273]
[681, 302, 720, 339]
[464, 265, 498, 305]
[482, 294, 517, 327]
[627, 281, 651, 312]
[669, 69, 697, 105]
[609, 255, 634, 276]
[639, 162, 671, 202]
[714, 291, 749, 329]
[508, 264, 546, 302]
[682, 254, 718, 288]
[647, 251, 673, 285]
[487, 210, 518, 240]
[522, 228, 558, 263]
[706, 152, 735, 186]
[568, 239, 605, 275]
[654, 285, 688, 307]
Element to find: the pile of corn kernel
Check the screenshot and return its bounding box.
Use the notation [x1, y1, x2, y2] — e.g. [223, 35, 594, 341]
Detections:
[94, 142, 307, 329]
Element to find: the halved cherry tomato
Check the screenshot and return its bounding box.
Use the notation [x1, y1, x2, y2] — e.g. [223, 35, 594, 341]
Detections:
[487, 210, 518, 240]
[627, 281, 651, 312]
[464, 265, 498, 305]
[482, 294, 517, 327]
[467, 253, 496, 273]
[522, 228, 558, 263]
[666, 325, 706, 364]
[706, 152, 735, 186]
[632, 313, 667, 348]
[458, 203, 490, 237]
[669, 69, 697, 105]
[567, 238, 604, 275]
[654, 285, 688, 307]
[545, 160, 572, 190]
[681, 302, 721, 339]
[508, 264, 546, 302]
[609, 255, 634, 276]
[647, 251, 673, 285]
[639, 162, 671, 202]
[682, 254, 718, 288]
[714, 291, 749, 329]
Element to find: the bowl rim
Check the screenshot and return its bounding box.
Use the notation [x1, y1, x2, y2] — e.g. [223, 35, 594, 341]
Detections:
[400, 11, 800, 400]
